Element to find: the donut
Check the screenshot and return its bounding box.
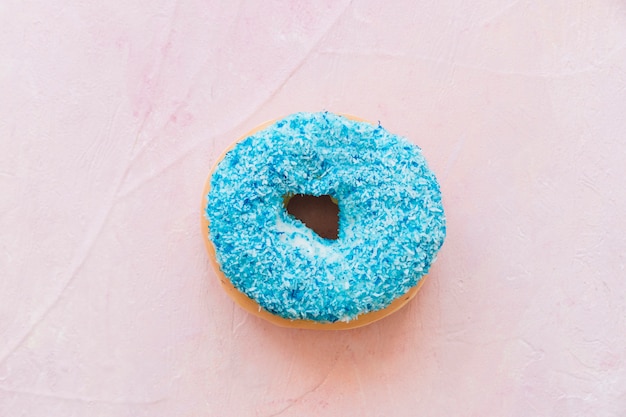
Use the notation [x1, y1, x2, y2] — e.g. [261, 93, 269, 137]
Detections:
[202, 112, 446, 329]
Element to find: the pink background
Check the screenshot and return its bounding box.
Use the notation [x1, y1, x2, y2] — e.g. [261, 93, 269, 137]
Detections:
[1, 1, 625, 416]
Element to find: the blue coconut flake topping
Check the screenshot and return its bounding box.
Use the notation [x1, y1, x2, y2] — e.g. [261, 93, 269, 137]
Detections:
[206, 112, 446, 323]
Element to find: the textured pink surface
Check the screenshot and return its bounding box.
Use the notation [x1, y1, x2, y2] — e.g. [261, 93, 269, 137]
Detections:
[1, 1, 626, 416]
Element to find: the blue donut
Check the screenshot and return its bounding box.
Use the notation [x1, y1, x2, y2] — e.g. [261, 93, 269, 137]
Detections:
[205, 112, 446, 323]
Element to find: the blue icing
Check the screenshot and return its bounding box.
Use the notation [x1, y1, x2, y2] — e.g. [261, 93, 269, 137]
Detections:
[206, 112, 446, 323]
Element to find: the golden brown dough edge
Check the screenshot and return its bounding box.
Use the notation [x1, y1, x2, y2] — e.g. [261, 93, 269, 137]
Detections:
[200, 115, 427, 330]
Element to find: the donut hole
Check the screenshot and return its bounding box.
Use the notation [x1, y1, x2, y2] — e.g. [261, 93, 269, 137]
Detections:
[284, 194, 339, 240]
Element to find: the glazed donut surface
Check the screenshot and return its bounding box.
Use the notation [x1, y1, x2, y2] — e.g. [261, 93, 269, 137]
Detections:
[205, 112, 445, 323]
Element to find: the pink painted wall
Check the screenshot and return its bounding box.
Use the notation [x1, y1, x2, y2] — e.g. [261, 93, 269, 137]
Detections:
[1, 1, 625, 415]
